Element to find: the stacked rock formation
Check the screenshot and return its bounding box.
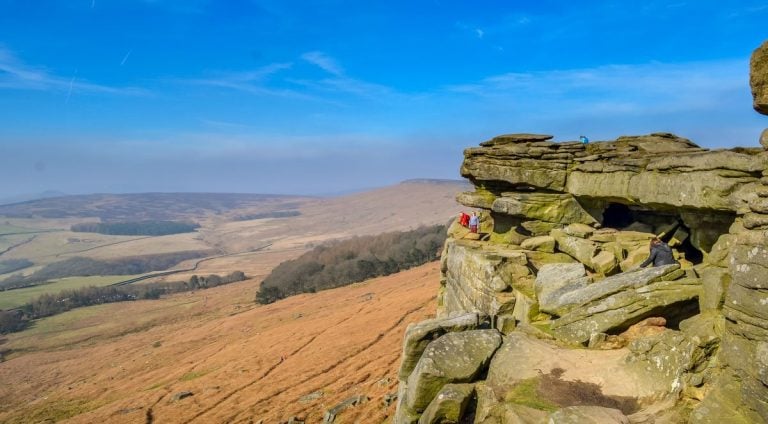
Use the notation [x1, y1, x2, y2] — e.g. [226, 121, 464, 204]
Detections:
[694, 39, 768, 422]
[393, 42, 768, 423]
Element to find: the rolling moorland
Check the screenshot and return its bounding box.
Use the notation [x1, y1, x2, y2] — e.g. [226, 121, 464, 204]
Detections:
[0, 179, 467, 422]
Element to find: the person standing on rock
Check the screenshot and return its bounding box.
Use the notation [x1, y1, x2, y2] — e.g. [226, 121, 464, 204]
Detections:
[459, 212, 470, 227]
[639, 237, 677, 268]
[469, 212, 479, 233]
[579, 135, 590, 144]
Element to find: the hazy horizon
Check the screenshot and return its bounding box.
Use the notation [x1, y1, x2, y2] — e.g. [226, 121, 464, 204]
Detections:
[2, 1, 767, 197]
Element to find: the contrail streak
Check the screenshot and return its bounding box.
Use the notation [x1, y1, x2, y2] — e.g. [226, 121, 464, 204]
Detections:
[120, 49, 132, 66]
[65, 70, 77, 104]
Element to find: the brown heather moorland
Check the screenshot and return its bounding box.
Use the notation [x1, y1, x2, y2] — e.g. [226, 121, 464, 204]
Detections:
[0, 262, 440, 423]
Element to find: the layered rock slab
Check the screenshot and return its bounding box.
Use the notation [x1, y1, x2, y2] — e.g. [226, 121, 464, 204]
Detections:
[540, 265, 703, 344]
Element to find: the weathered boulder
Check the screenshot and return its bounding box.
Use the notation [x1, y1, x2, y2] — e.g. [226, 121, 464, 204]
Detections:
[590, 250, 619, 275]
[625, 329, 715, 395]
[403, 330, 502, 412]
[752, 40, 768, 115]
[564, 223, 596, 238]
[551, 229, 600, 268]
[520, 235, 555, 252]
[417, 383, 474, 424]
[170, 391, 193, 402]
[548, 406, 630, 424]
[322, 395, 367, 424]
[521, 220, 559, 236]
[534, 263, 588, 315]
[398, 313, 480, 380]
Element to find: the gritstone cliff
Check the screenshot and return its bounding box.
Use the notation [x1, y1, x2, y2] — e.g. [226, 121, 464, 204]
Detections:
[393, 41, 768, 423]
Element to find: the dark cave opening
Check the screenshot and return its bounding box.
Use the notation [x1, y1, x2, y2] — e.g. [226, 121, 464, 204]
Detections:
[598, 202, 706, 266]
[602, 203, 634, 229]
[605, 299, 701, 334]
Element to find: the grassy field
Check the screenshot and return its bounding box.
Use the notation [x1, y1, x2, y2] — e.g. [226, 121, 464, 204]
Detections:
[0, 224, 44, 235]
[0, 275, 139, 310]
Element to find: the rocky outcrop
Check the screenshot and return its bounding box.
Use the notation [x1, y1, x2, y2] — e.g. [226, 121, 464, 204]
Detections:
[752, 40, 768, 115]
[393, 40, 768, 424]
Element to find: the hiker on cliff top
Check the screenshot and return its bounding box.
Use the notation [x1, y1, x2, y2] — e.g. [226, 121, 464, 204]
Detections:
[469, 212, 479, 233]
[579, 135, 589, 144]
[639, 237, 677, 268]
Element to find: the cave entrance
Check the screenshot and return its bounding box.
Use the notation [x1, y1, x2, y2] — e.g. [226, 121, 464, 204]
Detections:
[602, 203, 634, 228]
[593, 202, 737, 267]
[606, 299, 701, 334]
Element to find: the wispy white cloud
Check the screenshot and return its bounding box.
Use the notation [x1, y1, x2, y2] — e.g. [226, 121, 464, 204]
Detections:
[186, 52, 397, 101]
[178, 62, 320, 100]
[445, 59, 748, 115]
[301, 51, 344, 76]
[0, 47, 146, 95]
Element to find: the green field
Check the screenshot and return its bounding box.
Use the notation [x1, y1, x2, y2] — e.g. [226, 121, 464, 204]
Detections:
[0, 275, 139, 310]
[0, 224, 51, 235]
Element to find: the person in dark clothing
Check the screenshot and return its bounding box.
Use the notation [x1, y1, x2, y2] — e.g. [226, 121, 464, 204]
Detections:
[639, 238, 677, 268]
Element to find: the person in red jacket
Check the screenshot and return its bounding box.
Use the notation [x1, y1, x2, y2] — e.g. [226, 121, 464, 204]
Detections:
[459, 212, 470, 227]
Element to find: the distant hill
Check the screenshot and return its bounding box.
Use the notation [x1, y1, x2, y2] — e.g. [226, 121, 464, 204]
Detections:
[0, 180, 470, 224]
[0, 192, 312, 221]
[400, 178, 469, 186]
[0, 190, 67, 206]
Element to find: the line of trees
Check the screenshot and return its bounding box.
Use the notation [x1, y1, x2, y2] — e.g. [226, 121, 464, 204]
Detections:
[71, 220, 200, 236]
[0, 250, 212, 291]
[255, 225, 446, 304]
[0, 271, 247, 334]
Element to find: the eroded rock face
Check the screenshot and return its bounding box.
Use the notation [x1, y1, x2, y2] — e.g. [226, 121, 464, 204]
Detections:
[439, 240, 525, 318]
[394, 43, 768, 422]
[752, 40, 768, 115]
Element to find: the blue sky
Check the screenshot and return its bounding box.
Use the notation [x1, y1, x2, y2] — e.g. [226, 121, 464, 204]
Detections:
[1, 1, 767, 196]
